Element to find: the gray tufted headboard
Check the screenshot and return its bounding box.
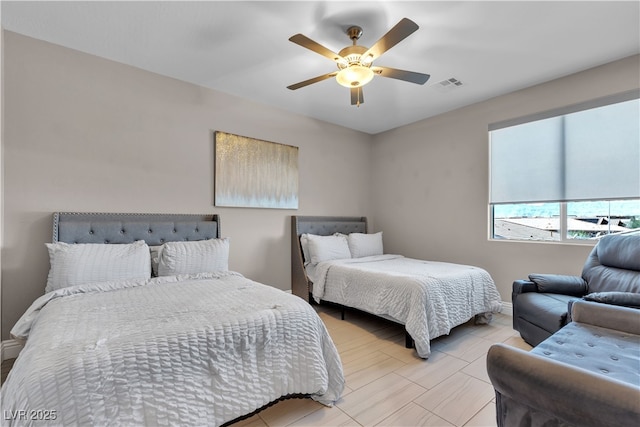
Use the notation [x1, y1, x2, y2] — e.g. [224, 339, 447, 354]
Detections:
[290, 216, 367, 302]
[53, 212, 220, 245]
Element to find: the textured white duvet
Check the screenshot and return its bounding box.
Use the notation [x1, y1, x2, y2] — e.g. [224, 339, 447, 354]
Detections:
[2, 272, 344, 426]
[311, 255, 502, 358]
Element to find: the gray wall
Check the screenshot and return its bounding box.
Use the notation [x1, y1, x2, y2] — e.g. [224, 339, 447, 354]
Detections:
[1, 32, 372, 339]
[2, 30, 639, 341]
[371, 54, 640, 303]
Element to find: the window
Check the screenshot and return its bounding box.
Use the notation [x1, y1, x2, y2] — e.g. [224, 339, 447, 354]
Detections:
[489, 91, 640, 242]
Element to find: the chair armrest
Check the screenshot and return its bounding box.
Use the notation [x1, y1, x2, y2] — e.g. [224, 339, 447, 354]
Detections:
[528, 273, 587, 296]
[487, 343, 640, 427]
[583, 291, 640, 308]
[512, 280, 537, 295]
[571, 300, 640, 335]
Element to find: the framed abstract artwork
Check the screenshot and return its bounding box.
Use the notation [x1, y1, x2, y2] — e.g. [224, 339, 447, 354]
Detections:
[214, 131, 299, 209]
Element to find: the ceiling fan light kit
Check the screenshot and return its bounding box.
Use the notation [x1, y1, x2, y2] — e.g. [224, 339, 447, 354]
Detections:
[287, 18, 430, 106]
[336, 65, 374, 88]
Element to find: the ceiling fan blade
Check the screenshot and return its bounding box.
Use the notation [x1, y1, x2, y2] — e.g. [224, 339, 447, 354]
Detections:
[287, 72, 338, 90]
[289, 34, 345, 64]
[372, 66, 430, 85]
[350, 87, 364, 106]
[361, 18, 419, 62]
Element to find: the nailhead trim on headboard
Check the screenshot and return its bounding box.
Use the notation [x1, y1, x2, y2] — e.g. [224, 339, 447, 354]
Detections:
[52, 212, 220, 245]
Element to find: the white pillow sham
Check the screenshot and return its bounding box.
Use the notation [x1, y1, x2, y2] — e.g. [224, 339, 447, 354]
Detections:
[348, 232, 384, 258]
[45, 240, 151, 293]
[157, 238, 229, 276]
[300, 234, 312, 265]
[306, 233, 351, 265]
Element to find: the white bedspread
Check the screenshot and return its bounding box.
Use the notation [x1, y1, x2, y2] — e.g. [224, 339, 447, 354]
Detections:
[311, 255, 502, 358]
[2, 272, 344, 426]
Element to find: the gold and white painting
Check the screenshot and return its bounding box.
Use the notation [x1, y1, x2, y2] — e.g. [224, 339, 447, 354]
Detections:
[214, 131, 299, 209]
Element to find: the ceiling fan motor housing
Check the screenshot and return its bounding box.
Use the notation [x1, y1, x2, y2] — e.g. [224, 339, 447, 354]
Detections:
[337, 45, 369, 69]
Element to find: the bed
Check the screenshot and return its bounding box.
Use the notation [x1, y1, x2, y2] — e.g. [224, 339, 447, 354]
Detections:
[1, 212, 344, 426]
[291, 215, 502, 358]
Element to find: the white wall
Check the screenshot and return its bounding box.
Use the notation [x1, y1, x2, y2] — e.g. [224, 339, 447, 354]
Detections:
[1, 32, 372, 339]
[371, 54, 640, 302]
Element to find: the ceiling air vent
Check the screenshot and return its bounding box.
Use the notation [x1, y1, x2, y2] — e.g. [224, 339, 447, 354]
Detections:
[435, 77, 464, 92]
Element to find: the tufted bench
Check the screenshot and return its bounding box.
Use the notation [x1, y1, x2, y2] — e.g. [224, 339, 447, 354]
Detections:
[487, 300, 640, 427]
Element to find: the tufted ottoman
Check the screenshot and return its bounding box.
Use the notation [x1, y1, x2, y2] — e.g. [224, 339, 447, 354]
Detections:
[487, 300, 640, 427]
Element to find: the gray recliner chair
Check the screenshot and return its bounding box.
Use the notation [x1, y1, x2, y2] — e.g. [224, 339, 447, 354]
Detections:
[512, 232, 640, 346]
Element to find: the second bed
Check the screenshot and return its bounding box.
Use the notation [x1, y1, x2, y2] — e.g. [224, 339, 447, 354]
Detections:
[291, 216, 503, 358]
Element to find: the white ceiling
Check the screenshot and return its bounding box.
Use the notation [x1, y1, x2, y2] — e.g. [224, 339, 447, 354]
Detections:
[2, 1, 639, 134]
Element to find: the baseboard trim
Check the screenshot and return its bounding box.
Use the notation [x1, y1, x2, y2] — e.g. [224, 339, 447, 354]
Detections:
[501, 301, 513, 316]
[1, 339, 23, 362]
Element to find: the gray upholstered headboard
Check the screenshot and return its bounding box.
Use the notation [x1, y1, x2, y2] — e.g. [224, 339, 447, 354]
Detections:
[53, 212, 220, 245]
[290, 216, 367, 302]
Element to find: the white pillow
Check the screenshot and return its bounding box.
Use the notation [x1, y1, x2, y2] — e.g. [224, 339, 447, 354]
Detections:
[300, 234, 312, 265]
[348, 232, 384, 258]
[158, 238, 229, 276]
[306, 233, 351, 265]
[45, 240, 151, 293]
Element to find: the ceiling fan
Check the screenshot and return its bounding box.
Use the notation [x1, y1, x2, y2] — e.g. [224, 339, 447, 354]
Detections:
[287, 18, 430, 106]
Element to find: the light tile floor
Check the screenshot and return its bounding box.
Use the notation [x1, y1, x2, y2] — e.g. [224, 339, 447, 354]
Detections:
[230, 305, 532, 427]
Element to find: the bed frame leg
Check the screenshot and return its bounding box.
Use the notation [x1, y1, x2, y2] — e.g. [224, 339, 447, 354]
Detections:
[405, 331, 414, 349]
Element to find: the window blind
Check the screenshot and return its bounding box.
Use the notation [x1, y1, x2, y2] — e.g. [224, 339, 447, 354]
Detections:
[490, 93, 640, 204]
